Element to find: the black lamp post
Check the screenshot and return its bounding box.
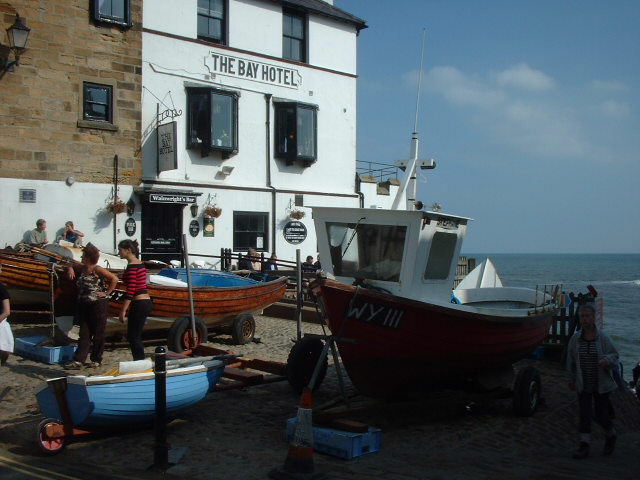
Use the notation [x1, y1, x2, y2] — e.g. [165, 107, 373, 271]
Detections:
[2, 14, 30, 75]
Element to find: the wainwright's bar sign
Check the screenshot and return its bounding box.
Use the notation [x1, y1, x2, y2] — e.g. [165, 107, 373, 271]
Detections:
[205, 52, 302, 88]
[149, 194, 197, 204]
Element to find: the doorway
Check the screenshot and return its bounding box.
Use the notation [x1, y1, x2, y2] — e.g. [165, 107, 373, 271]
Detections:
[141, 202, 183, 264]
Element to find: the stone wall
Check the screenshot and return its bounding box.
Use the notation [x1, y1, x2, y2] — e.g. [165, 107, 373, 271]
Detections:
[0, 0, 142, 185]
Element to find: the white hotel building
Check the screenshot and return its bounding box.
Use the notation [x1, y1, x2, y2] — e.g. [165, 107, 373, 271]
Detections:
[138, 0, 366, 263]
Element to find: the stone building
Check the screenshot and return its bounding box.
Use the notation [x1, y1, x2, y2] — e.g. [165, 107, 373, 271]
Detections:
[0, 0, 142, 251]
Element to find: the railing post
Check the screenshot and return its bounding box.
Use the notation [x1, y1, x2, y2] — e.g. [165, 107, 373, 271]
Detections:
[153, 346, 169, 470]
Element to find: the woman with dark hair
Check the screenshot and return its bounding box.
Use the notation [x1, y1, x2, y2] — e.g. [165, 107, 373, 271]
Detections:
[118, 239, 152, 360]
[64, 244, 118, 369]
[566, 303, 619, 458]
[0, 264, 14, 366]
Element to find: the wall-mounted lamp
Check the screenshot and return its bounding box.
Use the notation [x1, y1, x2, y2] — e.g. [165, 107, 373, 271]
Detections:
[220, 165, 234, 177]
[190, 203, 199, 218]
[1, 14, 30, 77]
[126, 199, 136, 216]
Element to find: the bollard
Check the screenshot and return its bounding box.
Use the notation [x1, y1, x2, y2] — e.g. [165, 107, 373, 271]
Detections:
[153, 346, 169, 470]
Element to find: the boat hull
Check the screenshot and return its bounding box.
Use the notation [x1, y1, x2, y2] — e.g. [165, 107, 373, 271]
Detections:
[35, 362, 224, 427]
[316, 279, 552, 397]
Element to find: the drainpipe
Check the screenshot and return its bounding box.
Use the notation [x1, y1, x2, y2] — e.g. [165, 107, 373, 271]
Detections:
[355, 172, 364, 208]
[113, 154, 118, 252]
[265, 94, 276, 254]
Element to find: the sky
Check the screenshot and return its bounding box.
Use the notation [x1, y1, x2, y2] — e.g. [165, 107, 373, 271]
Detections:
[335, 0, 640, 254]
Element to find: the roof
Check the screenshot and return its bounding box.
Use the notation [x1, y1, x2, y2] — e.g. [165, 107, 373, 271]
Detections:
[269, 0, 367, 31]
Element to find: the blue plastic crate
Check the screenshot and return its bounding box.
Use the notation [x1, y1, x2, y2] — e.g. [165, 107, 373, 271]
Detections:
[14, 336, 77, 364]
[286, 418, 381, 460]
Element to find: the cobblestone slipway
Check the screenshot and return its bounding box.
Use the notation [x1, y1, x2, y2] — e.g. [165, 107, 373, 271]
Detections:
[1, 315, 638, 479]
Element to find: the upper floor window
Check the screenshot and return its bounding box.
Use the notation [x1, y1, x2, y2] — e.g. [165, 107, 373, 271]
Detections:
[275, 102, 317, 166]
[92, 0, 132, 28]
[198, 0, 226, 44]
[187, 87, 238, 157]
[83, 82, 113, 123]
[283, 10, 306, 62]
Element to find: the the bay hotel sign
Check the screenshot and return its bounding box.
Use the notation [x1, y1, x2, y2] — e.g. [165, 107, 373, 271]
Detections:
[205, 53, 302, 89]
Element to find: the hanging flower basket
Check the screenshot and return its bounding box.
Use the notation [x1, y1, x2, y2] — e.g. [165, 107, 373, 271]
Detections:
[289, 209, 305, 220]
[203, 205, 222, 218]
[106, 200, 126, 214]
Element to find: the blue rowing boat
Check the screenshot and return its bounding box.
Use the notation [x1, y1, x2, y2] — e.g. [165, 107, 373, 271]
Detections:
[156, 268, 259, 287]
[35, 359, 224, 429]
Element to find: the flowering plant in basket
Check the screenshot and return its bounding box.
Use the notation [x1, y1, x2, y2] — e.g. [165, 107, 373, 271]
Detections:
[106, 200, 126, 214]
[289, 209, 305, 220]
[203, 205, 222, 218]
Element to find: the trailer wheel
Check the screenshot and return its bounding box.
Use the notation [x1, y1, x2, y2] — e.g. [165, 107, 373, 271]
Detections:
[36, 418, 66, 455]
[231, 314, 255, 345]
[167, 316, 208, 353]
[513, 366, 542, 417]
[287, 337, 327, 393]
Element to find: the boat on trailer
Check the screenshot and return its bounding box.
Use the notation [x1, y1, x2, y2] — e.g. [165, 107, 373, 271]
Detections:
[35, 357, 226, 454]
[292, 39, 557, 410]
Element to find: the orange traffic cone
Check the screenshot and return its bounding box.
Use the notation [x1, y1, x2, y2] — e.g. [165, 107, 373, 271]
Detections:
[269, 388, 326, 480]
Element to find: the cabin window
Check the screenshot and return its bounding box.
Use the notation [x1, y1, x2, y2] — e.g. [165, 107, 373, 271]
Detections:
[92, 0, 132, 28]
[424, 232, 457, 280]
[198, 0, 226, 44]
[187, 87, 238, 157]
[283, 10, 306, 62]
[233, 211, 268, 252]
[326, 223, 406, 282]
[274, 102, 317, 165]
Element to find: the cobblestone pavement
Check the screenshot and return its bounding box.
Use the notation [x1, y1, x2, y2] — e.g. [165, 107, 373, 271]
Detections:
[0, 314, 638, 479]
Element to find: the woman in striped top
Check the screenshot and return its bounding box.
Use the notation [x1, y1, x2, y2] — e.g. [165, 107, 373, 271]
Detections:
[566, 304, 619, 459]
[118, 239, 152, 360]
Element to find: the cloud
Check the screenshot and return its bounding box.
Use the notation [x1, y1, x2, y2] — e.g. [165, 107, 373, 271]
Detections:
[495, 63, 555, 91]
[598, 100, 631, 117]
[420, 66, 506, 108]
[590, 80, 630, 93]
[417, 64, 592, 160]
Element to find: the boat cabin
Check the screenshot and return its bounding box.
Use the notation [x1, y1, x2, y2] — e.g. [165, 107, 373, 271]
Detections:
[312, 206, 471, 304]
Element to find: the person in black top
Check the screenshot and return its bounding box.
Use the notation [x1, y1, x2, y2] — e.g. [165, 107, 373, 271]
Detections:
[264, 254, 278, 271]
[0, 265, 14, 366]
[237, 248, 258, 271]
[302, 255, 317, 273]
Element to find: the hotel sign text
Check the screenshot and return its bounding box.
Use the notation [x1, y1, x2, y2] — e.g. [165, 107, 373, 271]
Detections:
[205, 53, 302, 89]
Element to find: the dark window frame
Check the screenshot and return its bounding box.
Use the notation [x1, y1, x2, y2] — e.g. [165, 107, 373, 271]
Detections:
[82, 82, 113, 123]
[186, 86, 239, 158]
[274, 101, 317, 166]
[282, 9, 307, 63]
[233, 211, 269, 252]
[197, 0, 227, 45]
[91, 0, 132, 28]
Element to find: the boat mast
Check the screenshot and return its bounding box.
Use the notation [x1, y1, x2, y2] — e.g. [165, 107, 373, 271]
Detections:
[392, 29, 432, 211]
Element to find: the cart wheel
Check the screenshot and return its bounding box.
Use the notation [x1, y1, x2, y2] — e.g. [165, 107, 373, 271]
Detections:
[286, 337, 327, 393]
[36, 418, 66, 455]
[513, 366, 542, 417]
[231, 314, 255, 345]
[167, 316, 208, 353]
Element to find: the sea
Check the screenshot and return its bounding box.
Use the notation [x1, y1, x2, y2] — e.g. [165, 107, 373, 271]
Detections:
[465, 253, 640, 378]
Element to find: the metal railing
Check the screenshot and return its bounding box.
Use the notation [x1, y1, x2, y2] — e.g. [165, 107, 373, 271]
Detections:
[356, 160, 400, 183]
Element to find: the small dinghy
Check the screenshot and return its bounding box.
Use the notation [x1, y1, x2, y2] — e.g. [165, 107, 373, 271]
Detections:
[35, 357, 225, 454]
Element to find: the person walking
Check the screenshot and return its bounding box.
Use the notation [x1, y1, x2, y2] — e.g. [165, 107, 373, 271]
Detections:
[64, 244, 118, 369]
[566, 303, 619, 459]
[0, 265, 13, 366]
[118, 239, 152, 360]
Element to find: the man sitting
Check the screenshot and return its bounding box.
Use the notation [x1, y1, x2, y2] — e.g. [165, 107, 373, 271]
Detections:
[28, 219, 48, 247]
